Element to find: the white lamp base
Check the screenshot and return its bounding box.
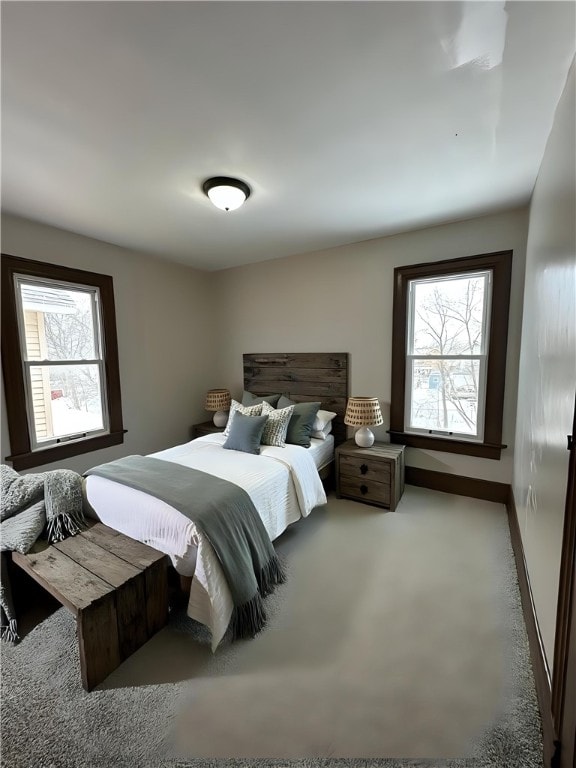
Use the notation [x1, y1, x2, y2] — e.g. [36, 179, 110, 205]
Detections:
[213, 410, 228, 427]
[354, 426, 375, 447]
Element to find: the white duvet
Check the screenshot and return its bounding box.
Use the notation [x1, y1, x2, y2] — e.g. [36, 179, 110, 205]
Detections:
[84, 434, 328, 649]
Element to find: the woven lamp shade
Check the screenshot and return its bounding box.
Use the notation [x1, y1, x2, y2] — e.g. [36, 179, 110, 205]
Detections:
[204, 389, 231, 412]
[344, 397, 384, 427]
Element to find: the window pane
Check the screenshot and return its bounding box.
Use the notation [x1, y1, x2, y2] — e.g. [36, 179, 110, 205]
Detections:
[29, 364, 104, 441]
[409, 359, 480, 436]
[411, 273, 487, 356]
[20, 283, 98, 361]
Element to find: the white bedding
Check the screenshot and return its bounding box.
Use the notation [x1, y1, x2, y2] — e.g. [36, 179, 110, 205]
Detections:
[85, 433, 331, 649]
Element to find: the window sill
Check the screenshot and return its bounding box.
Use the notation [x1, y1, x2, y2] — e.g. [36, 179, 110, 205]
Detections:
[6, 430, 127, 471]
[388, 431, 506, 460]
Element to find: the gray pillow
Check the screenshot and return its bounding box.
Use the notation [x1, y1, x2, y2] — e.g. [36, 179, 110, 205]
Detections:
[0, 500, 46, 554]
[223, 412, 268, 455]
[1, 464, 44, 522]
[277, 397, 321, 448]
[242, 390, 282, 407]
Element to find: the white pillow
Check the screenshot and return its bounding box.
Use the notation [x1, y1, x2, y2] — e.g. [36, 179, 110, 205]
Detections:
[223, 399, 264, 437]
[311, 421, 333, 440]
[260, 400, 294, 447]
[313, 409, 337, 432]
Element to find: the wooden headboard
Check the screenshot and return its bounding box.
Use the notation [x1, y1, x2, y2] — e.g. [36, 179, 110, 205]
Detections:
[243, 352, 349, 446]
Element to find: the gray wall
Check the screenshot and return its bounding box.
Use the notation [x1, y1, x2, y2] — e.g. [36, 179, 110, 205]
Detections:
[1, 214, 217, 473]
[211, 207, 528, 484]
[512, 61, 576, 673]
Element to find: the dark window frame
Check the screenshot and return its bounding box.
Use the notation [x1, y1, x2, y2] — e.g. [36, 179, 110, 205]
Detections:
[389, 250, 513, 460]
[2, 254, 125, 470]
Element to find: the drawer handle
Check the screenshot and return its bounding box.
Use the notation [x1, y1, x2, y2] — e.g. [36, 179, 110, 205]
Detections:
[360, 463, 368, 475]
[360, 484, 368, 495]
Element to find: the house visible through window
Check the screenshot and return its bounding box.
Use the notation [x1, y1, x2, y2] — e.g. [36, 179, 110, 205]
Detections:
[390, 250, 512, 460]
[2, 254, 125, 470]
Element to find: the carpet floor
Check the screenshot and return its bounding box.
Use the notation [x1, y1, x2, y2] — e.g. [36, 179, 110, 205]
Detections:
[0, 487, 544, 767]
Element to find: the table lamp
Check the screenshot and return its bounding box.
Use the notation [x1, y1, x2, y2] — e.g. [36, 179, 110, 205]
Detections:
[205, 389, 231, 427]
[344, 396, 383, 447]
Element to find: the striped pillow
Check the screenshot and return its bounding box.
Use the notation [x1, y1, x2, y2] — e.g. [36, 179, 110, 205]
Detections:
[260, 401, 294, 447]
[223, 399, 264, 437]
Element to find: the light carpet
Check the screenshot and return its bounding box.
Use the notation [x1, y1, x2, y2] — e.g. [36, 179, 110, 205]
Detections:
[0, 487, 543, 767]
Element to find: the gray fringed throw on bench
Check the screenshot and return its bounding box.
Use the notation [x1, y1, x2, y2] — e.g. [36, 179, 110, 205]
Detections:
[85, 455, 286, 641]
[0, 464, 85, 643]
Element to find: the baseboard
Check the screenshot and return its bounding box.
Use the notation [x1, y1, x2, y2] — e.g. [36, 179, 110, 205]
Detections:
[507, 487, 558, 768]
[405, 466, 509, 503]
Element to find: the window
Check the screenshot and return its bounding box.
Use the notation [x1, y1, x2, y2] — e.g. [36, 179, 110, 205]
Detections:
[2, 254, 125, 470]
[390, 250, 512, 459]
[406, 270, 491, 441]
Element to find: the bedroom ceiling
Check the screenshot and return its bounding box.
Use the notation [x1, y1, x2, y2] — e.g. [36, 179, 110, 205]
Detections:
[1, 2, 575, 272]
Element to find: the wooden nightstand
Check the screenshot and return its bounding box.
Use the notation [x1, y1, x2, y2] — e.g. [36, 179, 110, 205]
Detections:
[192, 421, 225, 439]
[336, 440, 405, 511]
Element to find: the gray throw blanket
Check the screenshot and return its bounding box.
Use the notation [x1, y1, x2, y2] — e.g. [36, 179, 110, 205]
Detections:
[0, 464, 85, 643]
[85, 455, 286, 641]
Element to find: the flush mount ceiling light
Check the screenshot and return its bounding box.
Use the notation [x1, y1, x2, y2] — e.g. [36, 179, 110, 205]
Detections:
[202, 176, 251, 212]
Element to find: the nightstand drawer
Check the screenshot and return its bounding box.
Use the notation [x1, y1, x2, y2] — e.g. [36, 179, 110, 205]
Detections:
[339, 477, 391, 506]
[339, 454, 391, 482]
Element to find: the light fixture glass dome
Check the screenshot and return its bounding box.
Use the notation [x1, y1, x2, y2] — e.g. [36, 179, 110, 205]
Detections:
[202, 176, 251, 211]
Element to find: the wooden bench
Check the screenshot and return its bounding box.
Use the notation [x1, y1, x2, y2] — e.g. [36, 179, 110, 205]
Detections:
[12, 523, 168, 691]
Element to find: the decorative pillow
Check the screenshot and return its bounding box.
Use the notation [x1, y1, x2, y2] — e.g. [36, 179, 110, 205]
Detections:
[0, 500, 46, 554]
[313, 410, 337, 432]
[223, 399, 264, 437]
[260, 401, 294, 447]
[277, 396, 321, 448]
[223, 412, 268, 455]
[1, 464, 44, 522]
[311, 421, 333, 440]
[241, 390, 282, 407]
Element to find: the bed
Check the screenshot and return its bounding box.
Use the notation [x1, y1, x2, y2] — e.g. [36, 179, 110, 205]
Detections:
[84, 352, 349, 649]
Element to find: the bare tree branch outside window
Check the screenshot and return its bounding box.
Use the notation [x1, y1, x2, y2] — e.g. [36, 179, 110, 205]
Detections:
[44, 307, 100, 412]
